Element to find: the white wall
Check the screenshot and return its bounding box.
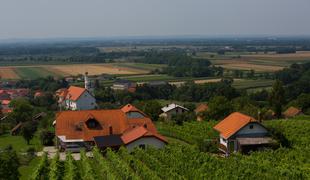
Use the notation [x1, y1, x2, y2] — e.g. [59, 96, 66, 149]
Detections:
[126, 137, 166, 152]
[163, 107, 187, 119]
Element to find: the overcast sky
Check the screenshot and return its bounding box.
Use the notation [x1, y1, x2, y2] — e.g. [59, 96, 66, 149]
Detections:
[0, 0, 309, 39]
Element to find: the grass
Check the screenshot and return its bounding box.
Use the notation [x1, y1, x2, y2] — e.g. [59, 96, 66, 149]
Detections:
[0, 133, 42, 152]
[114, 63, 167, 71]
[19, 157, 41, 180]
[232, 79, 274, 89]
[15, 67, 61, 79]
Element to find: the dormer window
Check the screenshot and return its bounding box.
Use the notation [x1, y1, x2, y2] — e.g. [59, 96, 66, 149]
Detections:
[86, 118, 100, 129]
[144, 124, 147, 128]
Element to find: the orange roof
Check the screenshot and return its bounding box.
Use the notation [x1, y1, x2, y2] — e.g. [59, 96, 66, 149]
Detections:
[213, 112, 257, 139]
[55, 108, 165, 143]
[283, 106, 302, 118]
[56, 109, 128, 141]
[121, 126, 148, 144]
[66, 86, 87, 101]
[121, 104, 140, 113]
[1, 100, 11, 105]
[195, 104, 209, 113]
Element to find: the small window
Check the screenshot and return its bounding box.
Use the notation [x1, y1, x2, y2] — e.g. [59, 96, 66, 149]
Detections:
[176, 109, 179, 113]
[144, 124, 147, 128]
[249, 125, 254, 129]
[139, 144, 146, 149]
[109, 126, 113, 135]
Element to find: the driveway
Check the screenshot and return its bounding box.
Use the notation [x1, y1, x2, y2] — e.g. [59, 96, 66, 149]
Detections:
[36, 146, 93, 160]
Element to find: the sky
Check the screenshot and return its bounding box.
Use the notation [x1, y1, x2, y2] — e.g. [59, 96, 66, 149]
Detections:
[0, 0, 310, 39]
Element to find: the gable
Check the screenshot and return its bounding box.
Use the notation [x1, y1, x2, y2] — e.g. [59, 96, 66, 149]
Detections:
[234, 122, 268, 137]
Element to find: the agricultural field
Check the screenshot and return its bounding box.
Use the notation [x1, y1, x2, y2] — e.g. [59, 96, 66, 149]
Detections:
[0, 63, 152, 80]
[197, 51, 310, 72]
[25, 116, 310, 179]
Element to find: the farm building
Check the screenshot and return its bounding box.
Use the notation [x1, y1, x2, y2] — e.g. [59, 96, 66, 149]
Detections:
[214, 112, 275, 156]
[55, 104, 167, 152]
[111, 79, 137, 92]
[159, 103, 189, 120]
[195, 103, 208, 121]
[283, 106, 303, 118]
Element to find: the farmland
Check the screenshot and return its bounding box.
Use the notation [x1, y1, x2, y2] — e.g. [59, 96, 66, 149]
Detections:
[25, 116, 310, 179]
[0, 63, 154, 80]
[197, 51, 310, 72]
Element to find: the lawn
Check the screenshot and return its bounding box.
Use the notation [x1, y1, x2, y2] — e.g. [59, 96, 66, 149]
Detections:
[0, 133, 42, 152]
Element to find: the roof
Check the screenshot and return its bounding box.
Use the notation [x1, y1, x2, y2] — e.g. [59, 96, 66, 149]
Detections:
[55, 106, 165, 143]
[121, 126, 148, 144]
[94, 135, 123, 147]
[195, 104, 208, 114]
[56, 109, 128, 141]
[161, 103, 188, 113]
[1, 100, 11, 105]
[213, 112, 257, 139]
[121, 104, 141, 113]
[66, 86, 87, 101]
[283, 106, 302, 118]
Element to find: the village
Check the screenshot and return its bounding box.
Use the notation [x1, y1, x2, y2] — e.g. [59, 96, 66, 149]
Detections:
[0, 71, 306, 160]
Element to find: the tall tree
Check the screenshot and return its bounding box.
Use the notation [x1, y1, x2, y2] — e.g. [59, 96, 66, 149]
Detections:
[269, 80, 285, 119]
[21, 121, 37, 145]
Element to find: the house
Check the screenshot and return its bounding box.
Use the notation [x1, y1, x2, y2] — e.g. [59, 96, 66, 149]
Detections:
[195, 103, 208, 121]
[56, 72, 96, 111]
[159, 103, 189, 120]
[0, 90, 11, 100]
[34, 91, 44, 99]
[1, 100, 12, 114]
[213, 112, 275, 156]
[56, 86, 97, 111]
[283, 106, 303, 118]
[55, 104, 167, 152]
[112, 79, 137, 92]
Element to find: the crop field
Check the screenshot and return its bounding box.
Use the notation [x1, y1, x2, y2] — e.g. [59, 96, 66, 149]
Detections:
[0, 67, 19, 79]
[197, 51, 310, 72]
[0, 63, 152, 80]
[25, 116, 310, 179]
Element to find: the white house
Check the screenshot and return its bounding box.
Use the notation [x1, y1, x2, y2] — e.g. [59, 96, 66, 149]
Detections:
[214, 112, 275, 156]
[159, 103, 189, 120]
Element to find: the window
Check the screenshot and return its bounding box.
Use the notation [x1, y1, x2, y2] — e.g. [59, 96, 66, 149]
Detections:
[144, 124, 147, 128]
[86, 119, 99, 129]
[139, 144, 146, 149]
[109, 126, 113, 135]
[249, 125, 254, 129]
[176, 109, 179, 113]
[182, 109, 185, 112]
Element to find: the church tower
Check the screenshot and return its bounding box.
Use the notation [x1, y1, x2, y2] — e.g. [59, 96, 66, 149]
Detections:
[84, 72, 94, 94]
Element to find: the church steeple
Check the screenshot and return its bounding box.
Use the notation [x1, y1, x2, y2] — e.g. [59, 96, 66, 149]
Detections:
[84, 72, 90, 90]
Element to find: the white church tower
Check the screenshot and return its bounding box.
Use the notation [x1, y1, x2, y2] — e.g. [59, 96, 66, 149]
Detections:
[84, 72, 94, 94]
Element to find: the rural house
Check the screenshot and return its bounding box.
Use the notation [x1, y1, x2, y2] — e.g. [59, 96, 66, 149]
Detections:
[56, 72, 96, 110]
[159, 103, 189, 120]
[1, 100, 12, 114]
[283, 106, 303, 118]
[214, 112, 275, 156]
[55, 104, 167, 152]
[112, 79, 137, 92]
[56, 86, 97, 111]
[195, 103, 208, 121]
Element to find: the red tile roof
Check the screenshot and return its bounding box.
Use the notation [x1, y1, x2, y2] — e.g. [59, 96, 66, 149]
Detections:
[213, 112, 257, 139]
[121, 126, 148, 144]
[57, 86, 87, 101]
[195, 104, 209, 114]
[1, 100, 11, 105]
[283, 106, 302, 118]
[55, 104, 166, 143]
[121, 104, 147, 117]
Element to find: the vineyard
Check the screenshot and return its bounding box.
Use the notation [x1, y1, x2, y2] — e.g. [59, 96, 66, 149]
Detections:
[30, 117, 310, 180]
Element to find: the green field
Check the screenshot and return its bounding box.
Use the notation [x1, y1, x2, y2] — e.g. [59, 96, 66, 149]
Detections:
[15, 67, 62, 79]
[0, 133, 42, 152]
